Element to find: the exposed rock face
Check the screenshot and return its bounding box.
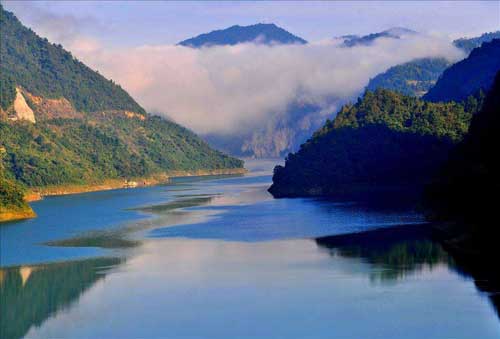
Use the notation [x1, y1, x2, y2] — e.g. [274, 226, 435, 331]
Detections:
[23, 90, 81, 120]
[7, 89, 148, 122]
[11, 87, 35, 123]
[206, 102, 326, 158]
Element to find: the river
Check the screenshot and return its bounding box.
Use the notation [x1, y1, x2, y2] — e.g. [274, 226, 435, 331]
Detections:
[1, 159, 499, 338]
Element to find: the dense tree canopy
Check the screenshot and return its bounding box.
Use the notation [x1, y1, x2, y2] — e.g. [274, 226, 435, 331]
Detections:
[366, 58, 450, 97]
[1, 115, 243, 188]
[269, 89, 476, 199]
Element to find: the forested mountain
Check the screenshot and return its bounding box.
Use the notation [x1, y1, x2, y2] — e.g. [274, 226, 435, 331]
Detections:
[454, 31, 500, 53]
[0, 6, 243, 221]
[365, 31, 500, 97]
[341, 27, 416, 47]
[0, 7, 143, 113]
[424, 39, 500, 103]
[366, 58, 450, 97]
[268, 89, 477, 199]
[178, 23, 307, 47]
[425, 71, 500, 244]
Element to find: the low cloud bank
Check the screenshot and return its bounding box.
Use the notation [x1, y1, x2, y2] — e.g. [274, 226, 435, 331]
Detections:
[76, 36, 463, 134]
[2, 2, 465, 135]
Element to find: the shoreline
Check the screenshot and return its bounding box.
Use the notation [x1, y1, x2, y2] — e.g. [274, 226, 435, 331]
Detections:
[25, 167, 247, 202]
[0, 205, 37, 223]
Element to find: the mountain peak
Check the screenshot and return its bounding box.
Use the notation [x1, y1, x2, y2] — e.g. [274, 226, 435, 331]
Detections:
[178, 23, 307, 47]
[342, 27, 416, 47]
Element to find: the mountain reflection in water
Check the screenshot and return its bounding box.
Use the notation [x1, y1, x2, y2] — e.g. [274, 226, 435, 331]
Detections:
[315, 224, 500, 318]
[0, 257, 123, 339]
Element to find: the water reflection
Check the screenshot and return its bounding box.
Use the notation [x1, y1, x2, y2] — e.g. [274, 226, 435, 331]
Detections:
[0, 257, 122, 339]
[315, 224, 451, 282]
[315, 224, 500, 318]
[1, 159, 498, 337]
[448, 250, 500, 320]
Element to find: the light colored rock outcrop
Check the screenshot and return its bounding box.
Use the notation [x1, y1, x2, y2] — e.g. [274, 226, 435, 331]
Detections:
[11, 87, 36, 123]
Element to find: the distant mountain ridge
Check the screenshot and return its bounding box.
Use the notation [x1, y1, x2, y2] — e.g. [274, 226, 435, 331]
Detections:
[454, 31, 500, 53]
[178, 23, 307, 47]
[365, 31, 500, 97]
[341, 27, 417, 47]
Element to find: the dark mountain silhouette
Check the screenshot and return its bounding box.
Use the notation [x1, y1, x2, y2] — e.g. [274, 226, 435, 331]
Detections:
[424, 39, 500, 102]
[178, 23, 306, 47]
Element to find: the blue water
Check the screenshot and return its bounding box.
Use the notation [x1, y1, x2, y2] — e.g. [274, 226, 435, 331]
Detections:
[1, 159, 499, 338]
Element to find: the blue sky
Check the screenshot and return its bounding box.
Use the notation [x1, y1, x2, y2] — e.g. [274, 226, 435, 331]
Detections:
[3, 1, 500, 47]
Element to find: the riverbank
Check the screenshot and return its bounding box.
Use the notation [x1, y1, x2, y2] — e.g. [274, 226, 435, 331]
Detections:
[0, 205, 36, 223]
[0, 167, 246, 223]
[25, 168, 247, 202]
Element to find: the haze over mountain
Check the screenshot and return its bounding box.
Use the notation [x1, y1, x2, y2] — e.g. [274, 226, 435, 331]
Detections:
[178, 23, 307, 47]
[341, 27, 417, 47]
[269, 38, 500, 198]
[3, 4, 469, 158]
[168, 24, 463, 157]
[365, 31, 500, 97]
[454, 31, 500, 53]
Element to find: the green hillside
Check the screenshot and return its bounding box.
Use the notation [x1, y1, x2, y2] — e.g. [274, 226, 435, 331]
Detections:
[0, 6, 143, 113]
[366, 58, 450, 97]
[1, 115, 243, 188]
[0, 6, 243, 221]
[268, 89, 477, 199]
[0, 168, 35, 222]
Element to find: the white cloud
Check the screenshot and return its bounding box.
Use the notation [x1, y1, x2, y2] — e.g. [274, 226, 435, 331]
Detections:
[74, 35, 464, 134]
[1, 1, 466, 136]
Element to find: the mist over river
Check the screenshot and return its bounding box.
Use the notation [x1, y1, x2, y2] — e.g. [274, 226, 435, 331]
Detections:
[1, 159, 499, 339]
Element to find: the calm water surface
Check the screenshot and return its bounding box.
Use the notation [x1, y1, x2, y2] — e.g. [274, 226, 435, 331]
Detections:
[1, 159, 499, 338]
